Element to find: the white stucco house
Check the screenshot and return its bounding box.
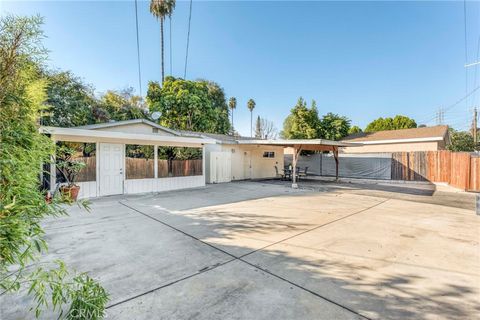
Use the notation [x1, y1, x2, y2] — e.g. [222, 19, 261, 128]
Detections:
[41, 119, 353, 199]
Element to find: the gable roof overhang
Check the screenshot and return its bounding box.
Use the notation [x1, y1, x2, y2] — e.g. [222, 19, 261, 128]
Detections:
[74, 119, 180, 136]
[40, 126, 215, 147]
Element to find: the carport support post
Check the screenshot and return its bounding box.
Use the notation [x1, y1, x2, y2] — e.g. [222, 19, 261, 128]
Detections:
[292, 145, 302, 189]
[333, 147, 339, 181]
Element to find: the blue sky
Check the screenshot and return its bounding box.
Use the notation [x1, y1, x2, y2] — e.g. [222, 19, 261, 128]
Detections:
[2, 1, 480, 136]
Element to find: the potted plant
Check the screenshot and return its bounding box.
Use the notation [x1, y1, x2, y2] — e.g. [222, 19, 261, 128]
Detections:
[56, 145, 86, 201]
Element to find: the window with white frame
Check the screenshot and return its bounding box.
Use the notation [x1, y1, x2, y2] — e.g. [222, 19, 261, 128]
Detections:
[262, 151, 275, 158]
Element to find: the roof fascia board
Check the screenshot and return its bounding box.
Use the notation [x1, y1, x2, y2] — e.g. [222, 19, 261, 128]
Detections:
[236, 139, 359, 147]
[40, 126, 215, 145]
[75, 119, 180, 136]
[348, 137, 444, 145]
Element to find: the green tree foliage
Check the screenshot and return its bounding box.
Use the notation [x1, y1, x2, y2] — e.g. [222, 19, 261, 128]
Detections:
[348, 125, 363, 135]
[146, 77, 231, 134]
[42, 71, 103, 127]
[202, 80, 231, 134]
[0, 15, 108, 318]
[447, 129, 476, 152]
[42, 71, 147, 127]
[365, 115, 417, 132]
[319, 113, 351, 141]
[100, 87, 148, 121]
[281, 97, 320, 139]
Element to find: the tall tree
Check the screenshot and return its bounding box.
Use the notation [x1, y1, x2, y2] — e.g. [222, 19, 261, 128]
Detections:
[146, 77, 230, 134]
[281, 97, 320, 139]
[319, 112, 351, 141]
[150, 0, 176, 84]
[365, 115, 417, 132]
[229, 97, 236, 134]
[201, 79, 230, 134]
[42, 70, 100, 127]
[247, 98, 256, 137]
[100, 87, 148, 121]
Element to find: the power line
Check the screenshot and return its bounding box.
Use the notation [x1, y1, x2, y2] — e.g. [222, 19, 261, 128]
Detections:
[184, 0, 193, 79]
[444, 85, 480, 112]
[134, 0, 142, 96]
[418, 85, 480, 124]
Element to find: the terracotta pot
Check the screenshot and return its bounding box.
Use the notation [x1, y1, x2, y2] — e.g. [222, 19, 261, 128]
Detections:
[60, 185, 80, 201]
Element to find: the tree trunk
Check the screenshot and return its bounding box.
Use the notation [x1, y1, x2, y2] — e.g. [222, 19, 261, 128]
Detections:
[161, 18, 165, 84]
[231, 109, 234, 134]
[250, 111, 253, 137]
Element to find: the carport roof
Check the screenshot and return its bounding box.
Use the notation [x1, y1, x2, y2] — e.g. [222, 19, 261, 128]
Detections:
[237, 139, 360, 151]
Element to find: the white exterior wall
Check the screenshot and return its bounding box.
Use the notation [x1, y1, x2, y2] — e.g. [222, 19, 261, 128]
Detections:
[52, 136, 206, 199]
[204, 144, 223, 183]
[205, 143, 284, 183]
[75, 176, 205, 199]
[246, 145, 284, 179]
[124, 176, 205, 194]
[76, 181, 98, 199]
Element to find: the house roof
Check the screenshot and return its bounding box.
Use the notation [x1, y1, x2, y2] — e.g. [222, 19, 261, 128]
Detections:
[237, 139, 357, 147]
[342, 125, 449, 144]
[74, 119, 180, 136]
[40, 126, 215, 146]
[69, 120, 360, 149]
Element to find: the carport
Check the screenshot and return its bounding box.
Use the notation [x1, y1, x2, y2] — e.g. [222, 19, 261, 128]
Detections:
[237, 139, 358, 187]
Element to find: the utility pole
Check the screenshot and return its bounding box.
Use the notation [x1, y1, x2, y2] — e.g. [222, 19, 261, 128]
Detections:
[473, 107, 478, 144]
[436, 107, 444, 125]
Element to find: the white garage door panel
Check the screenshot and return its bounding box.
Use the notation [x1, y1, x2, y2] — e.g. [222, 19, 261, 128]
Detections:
[210, 151, 231, 183]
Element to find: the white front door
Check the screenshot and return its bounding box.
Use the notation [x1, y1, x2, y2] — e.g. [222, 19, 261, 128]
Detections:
[99, 143, 124, 196]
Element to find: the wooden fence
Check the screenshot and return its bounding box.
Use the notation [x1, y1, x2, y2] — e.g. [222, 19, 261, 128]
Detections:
[126, 158, 155, 180]
[158, 160, 202, 177]
[127, 158, 202, 179]
[391, 151, 479, 192]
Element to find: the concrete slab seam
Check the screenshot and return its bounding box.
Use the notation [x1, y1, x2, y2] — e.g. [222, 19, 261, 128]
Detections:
[112, 200, 387, 319]
[238, 198, 391, 260]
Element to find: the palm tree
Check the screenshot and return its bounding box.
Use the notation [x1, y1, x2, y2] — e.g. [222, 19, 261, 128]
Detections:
[247, 99, 256, 137]
[150, 0, 176, 84]
[228, 97, 237, 135]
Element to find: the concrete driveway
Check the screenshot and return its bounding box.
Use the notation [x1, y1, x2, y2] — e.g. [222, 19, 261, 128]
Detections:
[1, 181, 479, 320]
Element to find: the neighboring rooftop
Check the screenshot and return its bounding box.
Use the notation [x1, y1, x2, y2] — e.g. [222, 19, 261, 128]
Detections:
[342, 125, 449, 143]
